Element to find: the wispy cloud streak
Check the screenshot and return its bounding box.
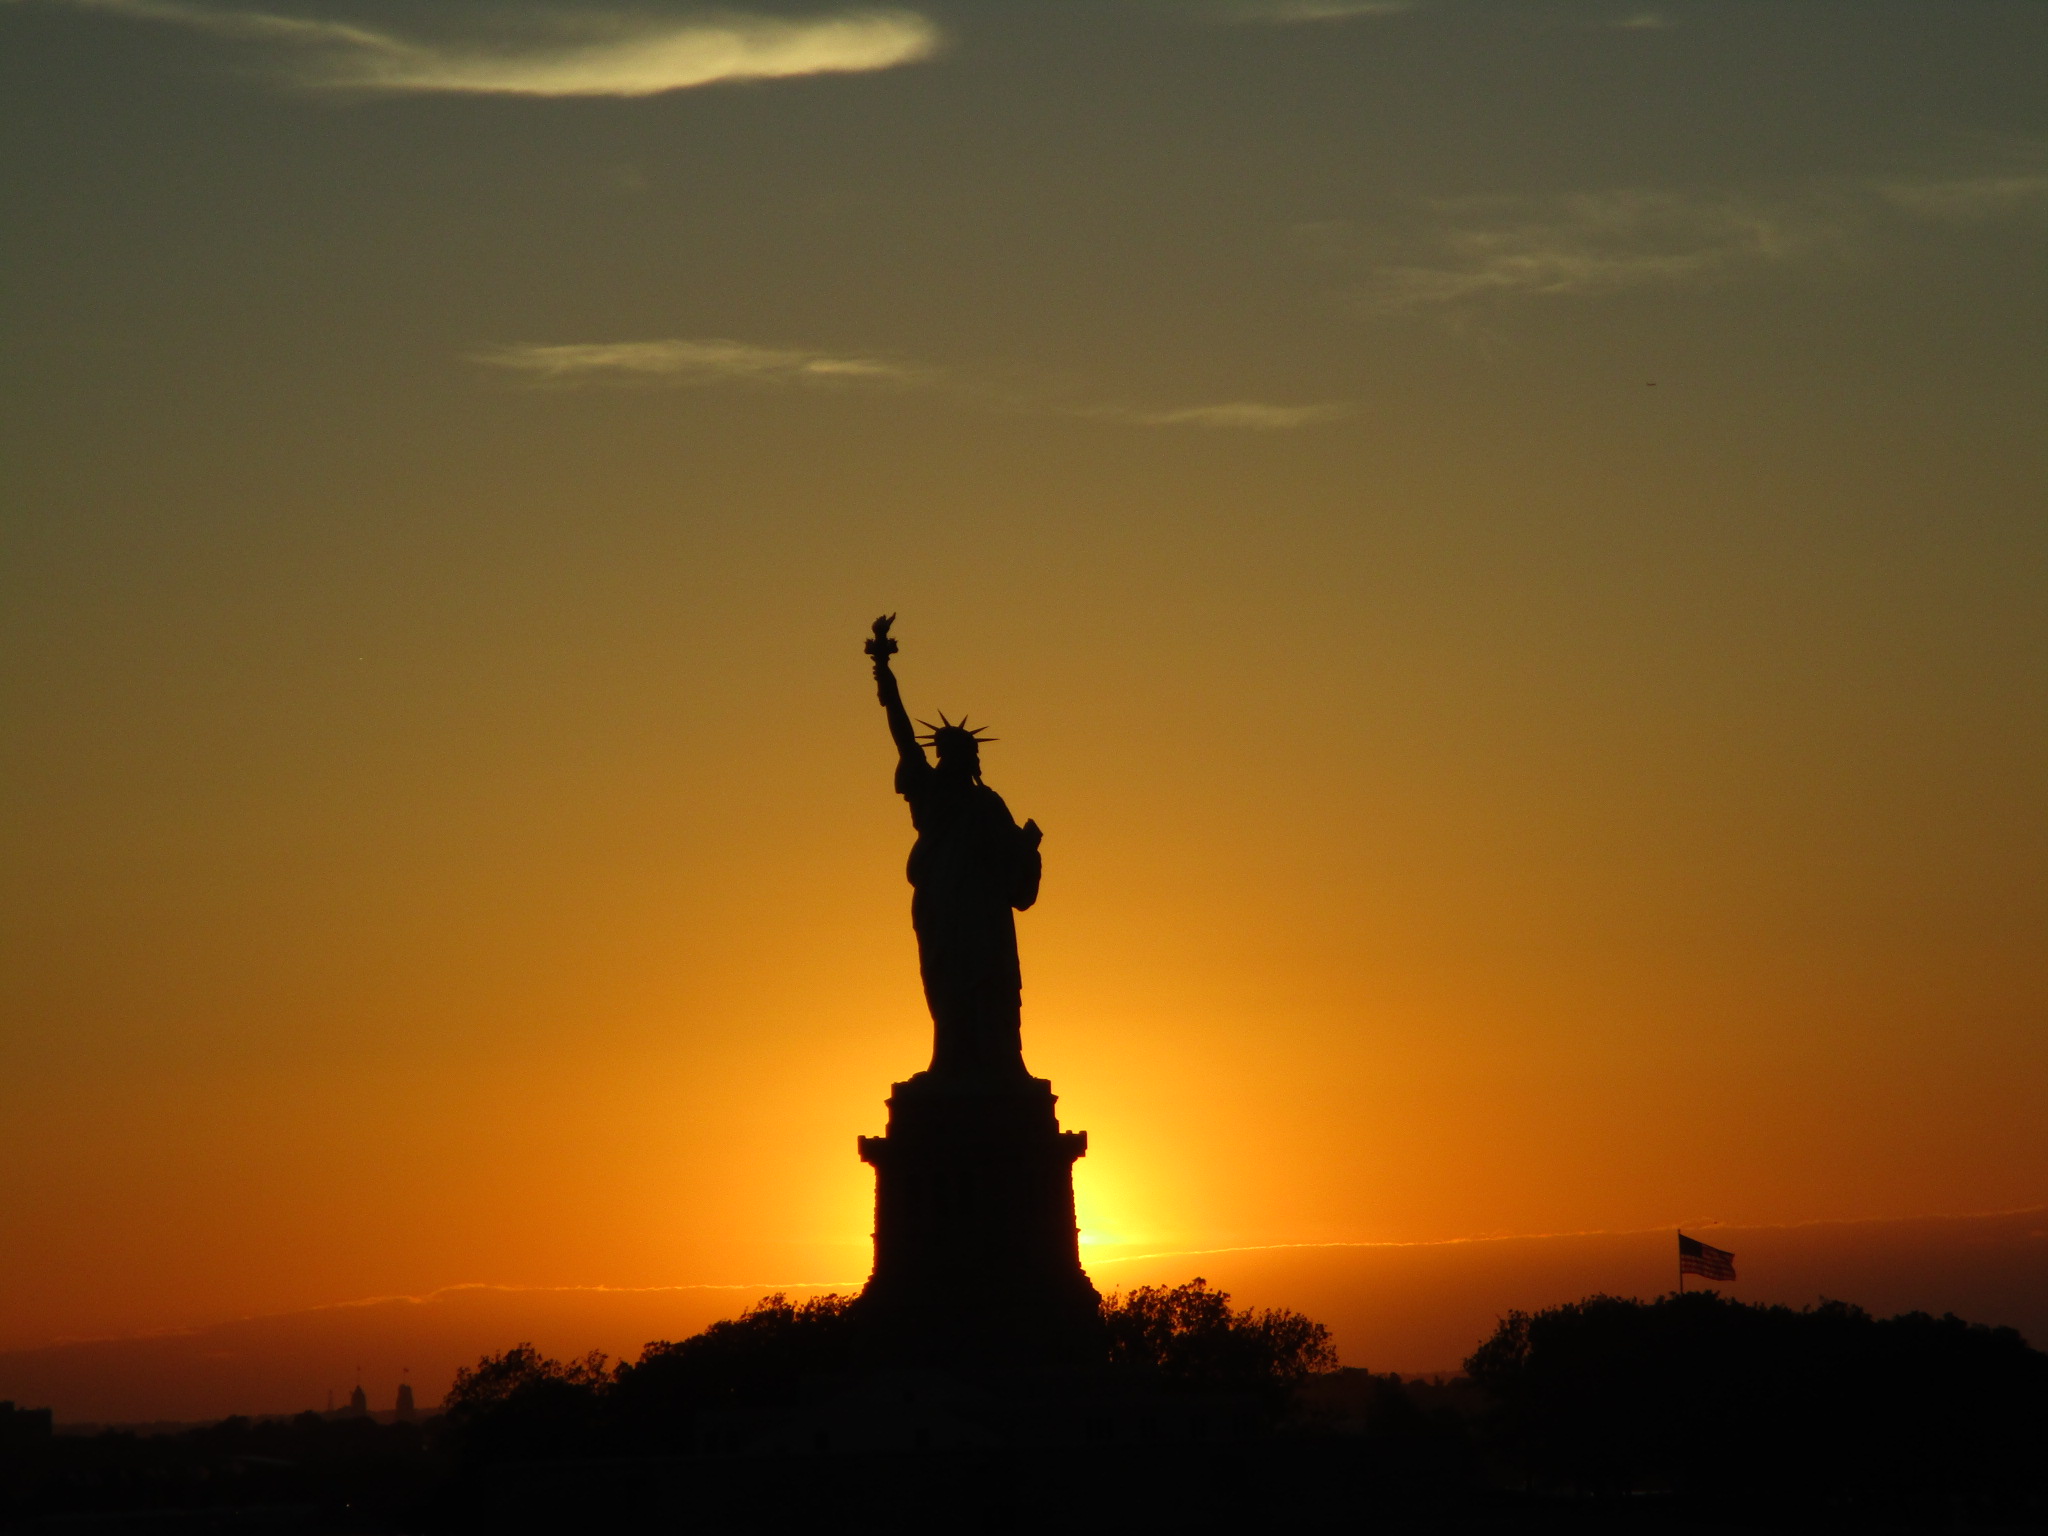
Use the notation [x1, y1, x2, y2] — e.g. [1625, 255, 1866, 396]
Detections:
[1218, 0, 1412, 23]
[1331, 188, 1830, 313]
[1083, 1204, 2048, 1268]
[1090, 400, 1354, 430]
[1315, 149, 2048, 315]
[476, 335, 1349, 430]
[1877, 171, 2048, 221]
[25, 0, 941, 96]
[41, 0, 391, 46]
[478, 338, 931, 387]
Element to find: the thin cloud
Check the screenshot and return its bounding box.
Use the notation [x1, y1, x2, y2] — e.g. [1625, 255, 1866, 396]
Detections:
[1092, 399, 1354, 430]
[476, 338, 932, 386]
[477, 336, 1348, 429]
[1876, 136, 2048, 221]
[1083, 1204, 2048, 1268]
[1877, 171, 2048, 222]
[24, 0, 941, 96]
[1217, 0, 1412, 23]
[1336, 188, 1830, 313]
[1317, 146, 2048, 317]
[38, 0, 392, 47]
[47, 1206, 2045, 1345]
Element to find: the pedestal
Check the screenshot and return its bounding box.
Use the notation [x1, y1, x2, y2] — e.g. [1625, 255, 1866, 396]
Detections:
[857, 1071, 1103, 1371]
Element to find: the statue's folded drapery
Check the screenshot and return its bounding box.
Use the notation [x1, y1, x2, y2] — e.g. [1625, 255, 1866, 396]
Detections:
[897, 754, 1041, 1077]
[869, 613, 1042, 1081]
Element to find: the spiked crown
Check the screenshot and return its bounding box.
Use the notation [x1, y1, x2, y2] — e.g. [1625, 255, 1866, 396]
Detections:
[916, 711, 996, 756]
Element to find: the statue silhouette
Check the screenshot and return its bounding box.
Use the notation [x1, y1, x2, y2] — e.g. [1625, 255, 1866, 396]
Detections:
[855, 616, 1102, 1371]
[868, 614, 1043, 1082]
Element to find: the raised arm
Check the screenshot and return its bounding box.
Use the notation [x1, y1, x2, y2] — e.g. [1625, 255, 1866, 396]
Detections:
[866, 615, 925, 770]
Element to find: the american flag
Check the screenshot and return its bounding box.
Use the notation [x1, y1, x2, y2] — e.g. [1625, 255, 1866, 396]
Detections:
[1679, 1232, 1737, 1282]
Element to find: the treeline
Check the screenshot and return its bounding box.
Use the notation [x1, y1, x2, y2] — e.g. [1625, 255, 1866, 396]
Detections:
[1465, 1290, 2048, 1514]
[0, 1408, 438, 1531]
[441, 1279, 1335, 1461]
[3, 1288, 2044, 1532]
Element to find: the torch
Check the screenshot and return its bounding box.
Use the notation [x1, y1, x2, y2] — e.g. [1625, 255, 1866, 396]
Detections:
[865, 613, 899, 665]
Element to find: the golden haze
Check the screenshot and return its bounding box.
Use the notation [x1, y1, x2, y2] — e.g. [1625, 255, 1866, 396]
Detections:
[1, 0, 2043, 1407]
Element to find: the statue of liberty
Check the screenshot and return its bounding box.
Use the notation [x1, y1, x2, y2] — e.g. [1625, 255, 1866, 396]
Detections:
[866, 615, 1043, 1081]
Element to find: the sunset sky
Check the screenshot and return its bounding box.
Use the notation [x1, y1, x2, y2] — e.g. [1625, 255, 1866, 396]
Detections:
[3, 0, 2044, 1412]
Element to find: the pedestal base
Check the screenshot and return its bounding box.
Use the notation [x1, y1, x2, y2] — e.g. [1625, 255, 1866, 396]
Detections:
[857, 1071, 1103, 1371]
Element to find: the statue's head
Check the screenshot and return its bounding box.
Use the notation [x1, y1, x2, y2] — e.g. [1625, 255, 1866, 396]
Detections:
[918, 714, 994, 779]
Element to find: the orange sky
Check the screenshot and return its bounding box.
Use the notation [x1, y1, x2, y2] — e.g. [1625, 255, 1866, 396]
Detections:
[8, 1209, 2046, 1423]
[2, 0, 2044, 1398]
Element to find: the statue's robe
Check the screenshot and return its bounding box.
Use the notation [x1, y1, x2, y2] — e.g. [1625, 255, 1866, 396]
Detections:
[897, 755, 1041, 1079]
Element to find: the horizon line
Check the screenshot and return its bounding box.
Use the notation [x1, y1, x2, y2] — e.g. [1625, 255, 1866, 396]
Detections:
[1083, 1202, 2048, 1268]
[14, 1202, 2041, 1354]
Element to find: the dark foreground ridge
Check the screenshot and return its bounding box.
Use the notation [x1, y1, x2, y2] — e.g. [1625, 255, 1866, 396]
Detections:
[5, 1288, 2046, 1534]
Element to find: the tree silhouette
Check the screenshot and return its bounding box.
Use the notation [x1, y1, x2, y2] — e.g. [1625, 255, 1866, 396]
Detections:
[442, 1343, 611, 1462]
[437, 1282, 1337, 1462]
[1102, 1277, 1337, 1402]
[610, 1292, 859, 1432]
[1465, 1290, 2048, 1513]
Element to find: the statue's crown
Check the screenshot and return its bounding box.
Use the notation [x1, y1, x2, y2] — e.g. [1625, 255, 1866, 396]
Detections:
[916, 711, 995, 750]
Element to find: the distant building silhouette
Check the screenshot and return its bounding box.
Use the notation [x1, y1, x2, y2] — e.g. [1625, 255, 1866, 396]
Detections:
[395, 1380, 416, 1421]
[347, 1383, 368, 1417]
[857, 617, 1102, 1370]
